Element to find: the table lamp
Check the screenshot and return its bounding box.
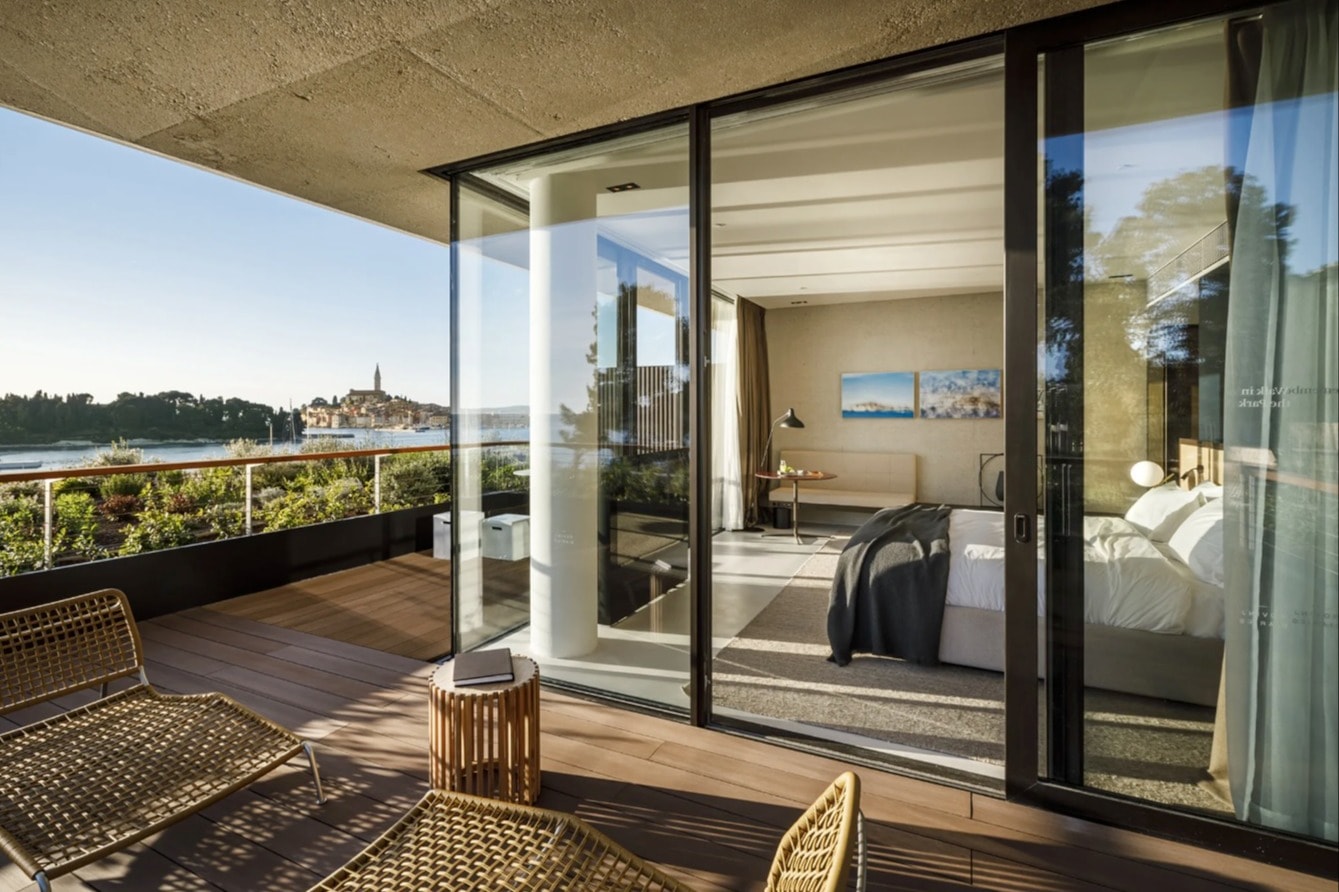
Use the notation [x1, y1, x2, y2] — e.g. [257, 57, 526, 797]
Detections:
[763, 408, 805, 470]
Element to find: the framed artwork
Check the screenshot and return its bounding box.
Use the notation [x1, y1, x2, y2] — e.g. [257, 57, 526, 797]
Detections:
[919, 369, 1002, 418]
[840, 371, 916, 418]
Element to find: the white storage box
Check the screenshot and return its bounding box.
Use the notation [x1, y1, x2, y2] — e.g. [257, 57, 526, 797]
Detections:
[433, 510, 485, 560]
[480, 513, 530, 561]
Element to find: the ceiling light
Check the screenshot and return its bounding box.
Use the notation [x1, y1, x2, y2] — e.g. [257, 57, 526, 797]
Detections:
[606, 182, 640, 193]
[713, 222, 726, 228]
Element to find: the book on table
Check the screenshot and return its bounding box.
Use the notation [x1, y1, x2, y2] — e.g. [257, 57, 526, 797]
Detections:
[452, 647, 514, 686]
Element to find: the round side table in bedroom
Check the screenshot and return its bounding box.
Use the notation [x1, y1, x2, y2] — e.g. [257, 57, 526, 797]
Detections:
[428, 655, 540, 804]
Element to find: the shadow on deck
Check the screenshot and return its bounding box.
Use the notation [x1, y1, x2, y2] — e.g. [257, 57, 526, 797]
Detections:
[1, 602, 1325, 891]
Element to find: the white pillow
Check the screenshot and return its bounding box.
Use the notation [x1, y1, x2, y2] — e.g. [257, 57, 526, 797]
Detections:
[1167, 500, 1224, 587]
[1192, 481, 1224, 501]
[1124, 484, 1201, 541]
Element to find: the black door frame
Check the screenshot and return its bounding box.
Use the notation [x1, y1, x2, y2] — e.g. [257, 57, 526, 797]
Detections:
[435, 0, 1338, 872]
[1003, 0, 1335, 874]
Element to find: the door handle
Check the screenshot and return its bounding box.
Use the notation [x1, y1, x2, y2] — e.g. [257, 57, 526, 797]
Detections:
[1013, 513, 1031, 543]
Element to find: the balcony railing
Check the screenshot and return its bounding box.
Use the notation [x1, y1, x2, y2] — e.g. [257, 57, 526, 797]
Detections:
[0, 441, 526, 575]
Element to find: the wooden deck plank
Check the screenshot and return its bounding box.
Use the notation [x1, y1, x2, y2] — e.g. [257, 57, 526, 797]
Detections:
[205, 552, 454, 660]
[72, 844, 227, 891]
[188, 607, 435, 676]
[3, 573, 1330, 892]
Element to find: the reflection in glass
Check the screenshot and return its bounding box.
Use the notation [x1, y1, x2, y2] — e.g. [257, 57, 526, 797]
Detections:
[1043, 1, 1335, 842]
[455, 126, 691, 709]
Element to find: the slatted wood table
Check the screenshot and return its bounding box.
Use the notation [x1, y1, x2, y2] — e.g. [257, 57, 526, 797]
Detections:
[429, 655, 540, 804]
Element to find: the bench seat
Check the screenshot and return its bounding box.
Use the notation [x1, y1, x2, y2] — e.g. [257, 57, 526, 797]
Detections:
[769, 449, 917, 512]
[767, 487, 913, 510]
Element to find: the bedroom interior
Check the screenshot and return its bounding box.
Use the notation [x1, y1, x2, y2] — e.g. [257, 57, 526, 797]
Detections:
[446, 0, 1333, 857]
[704, 15, 1268, 821]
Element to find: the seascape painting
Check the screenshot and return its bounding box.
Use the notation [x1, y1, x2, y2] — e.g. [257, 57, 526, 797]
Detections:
[919, 369, 1002, 419]
[840, 372, 916, 419]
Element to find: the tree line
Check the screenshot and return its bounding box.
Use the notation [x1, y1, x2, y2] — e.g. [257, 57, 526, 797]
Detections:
[0, 391, 303, 444]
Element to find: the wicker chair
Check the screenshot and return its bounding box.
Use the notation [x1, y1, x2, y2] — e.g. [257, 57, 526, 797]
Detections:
[766, 771, 865, 892]
[309, 772, 865, 891]
[0, 589, 325, 892]
[308, 789, 693, 891]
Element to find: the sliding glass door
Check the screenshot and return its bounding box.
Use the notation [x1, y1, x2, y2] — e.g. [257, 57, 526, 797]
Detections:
[708, 54, 1010, 790]
[1031, 0, 1336, 843]
[453, 124, 693, 710]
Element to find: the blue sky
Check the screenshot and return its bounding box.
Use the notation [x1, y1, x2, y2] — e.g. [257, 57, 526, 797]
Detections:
[0, 108, 451, 409]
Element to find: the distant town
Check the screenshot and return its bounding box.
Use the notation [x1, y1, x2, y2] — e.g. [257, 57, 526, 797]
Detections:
[300, 364, 449, 431]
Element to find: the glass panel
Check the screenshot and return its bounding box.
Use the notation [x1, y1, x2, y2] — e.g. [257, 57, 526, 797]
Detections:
[1041, 1, 1337, 842]
[455, 187, 532, 653]
[710, 56, 1007, 791]
[455, 124, 691, 710]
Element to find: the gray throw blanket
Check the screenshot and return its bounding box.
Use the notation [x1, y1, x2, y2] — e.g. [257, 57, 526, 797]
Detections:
[827, 503, 953, 666]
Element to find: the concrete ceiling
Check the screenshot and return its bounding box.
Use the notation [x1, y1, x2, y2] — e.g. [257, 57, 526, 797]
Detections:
[0, 0, 1112, 245]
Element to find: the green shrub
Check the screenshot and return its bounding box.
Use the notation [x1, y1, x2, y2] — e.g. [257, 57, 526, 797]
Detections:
[88, 440, 145, 466]
[119, 503, 194, 555]
[383, 452, 452, 509]
[261, 478, 372, 531]
[54, 491, 101, 559]
[99, 473, 149, 499]
[0, 496, 44, 576]
[299, 436, 350, 455]
[261, 490, 331, 531]
[53, 475, 100, 498]
[179, 467, 242, 505]
[0, 481, 42, 500]
[201, 502, 246, 539]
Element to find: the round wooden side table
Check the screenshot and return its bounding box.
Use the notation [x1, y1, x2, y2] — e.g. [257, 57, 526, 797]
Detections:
[429, 655, 540, 804]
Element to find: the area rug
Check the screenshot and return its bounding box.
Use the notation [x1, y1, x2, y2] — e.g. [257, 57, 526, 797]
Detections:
[713, 538, 1230, 814]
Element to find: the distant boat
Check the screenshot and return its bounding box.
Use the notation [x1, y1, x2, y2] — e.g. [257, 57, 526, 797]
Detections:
[415, 426, 431, 432]
[0, 460, 42, 470]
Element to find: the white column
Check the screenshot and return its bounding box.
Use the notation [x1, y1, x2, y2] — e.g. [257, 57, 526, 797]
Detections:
[529, 173, 599, 658]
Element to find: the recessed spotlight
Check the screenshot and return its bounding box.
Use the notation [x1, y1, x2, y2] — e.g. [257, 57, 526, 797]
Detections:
[798, 286, 809, 291]
[606, 182, 640, 193]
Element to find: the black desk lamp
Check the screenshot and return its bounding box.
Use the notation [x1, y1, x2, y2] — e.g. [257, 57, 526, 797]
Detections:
[763, 408, 805, 470]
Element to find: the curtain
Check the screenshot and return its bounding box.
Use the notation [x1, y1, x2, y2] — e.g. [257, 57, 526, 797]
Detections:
[736, 298, 771, 528]
[1222, 0, 1337, 842]
[711, 296, 744, 530]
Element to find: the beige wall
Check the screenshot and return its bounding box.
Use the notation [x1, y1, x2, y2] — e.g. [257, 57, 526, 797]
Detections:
[765, 292, 1003, 506]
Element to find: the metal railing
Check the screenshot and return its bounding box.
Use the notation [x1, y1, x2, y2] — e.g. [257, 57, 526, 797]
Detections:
[0, 441, 526, 571]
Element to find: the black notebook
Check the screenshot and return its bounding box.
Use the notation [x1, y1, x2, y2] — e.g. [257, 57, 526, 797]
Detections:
[452, 647, 514, 686]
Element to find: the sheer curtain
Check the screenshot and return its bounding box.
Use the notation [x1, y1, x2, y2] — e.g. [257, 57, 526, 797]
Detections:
[711, 296, 744, 530]
[1223, 0, 1337, 842]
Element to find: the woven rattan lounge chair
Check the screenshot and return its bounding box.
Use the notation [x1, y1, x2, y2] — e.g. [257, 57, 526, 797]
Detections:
[766, 770, 864, 892]
[0, 589, 325, 892]
[309, 771, 865, 891]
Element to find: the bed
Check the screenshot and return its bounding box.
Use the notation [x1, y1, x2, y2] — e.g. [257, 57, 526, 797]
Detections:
[828, 441, 1226, 706]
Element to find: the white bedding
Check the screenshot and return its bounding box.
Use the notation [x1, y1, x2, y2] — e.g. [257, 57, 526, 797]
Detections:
[945, 509, 1224, 638]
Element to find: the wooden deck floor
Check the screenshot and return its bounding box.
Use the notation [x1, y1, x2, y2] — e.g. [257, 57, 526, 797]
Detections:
[207, 551, 455, 661]
[210, 551, 531, 662]
[1, 607, 1329, 892]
